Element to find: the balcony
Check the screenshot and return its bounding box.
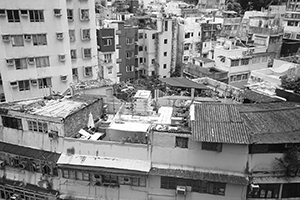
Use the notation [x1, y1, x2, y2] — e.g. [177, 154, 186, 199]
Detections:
[249, 26, 284, 35]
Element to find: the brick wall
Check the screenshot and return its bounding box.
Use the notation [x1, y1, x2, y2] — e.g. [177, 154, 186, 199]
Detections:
[64, 98, 103, 137]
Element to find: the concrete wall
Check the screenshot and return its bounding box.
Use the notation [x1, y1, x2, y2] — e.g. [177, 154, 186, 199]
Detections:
[63, 137, 151, 161]
[64, 98, 103, 137]
[249, 153, 284, 173]
[148, 176, 246, 200]
[152, 132, 248, 173]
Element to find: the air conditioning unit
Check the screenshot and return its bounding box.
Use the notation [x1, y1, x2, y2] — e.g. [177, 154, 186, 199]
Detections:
[176, 186, 187, 196]
[123, 177, 131, 184]
[6, 59, 14, 66]
[24, 34, 32, 42]
[116, 30, 122, 35]
[10, 81, 18, 88]
[56, 32, 64, 40]
[20, 10, 28, 17]
[27, 57, 35, 65]
[58, 54, 66, 62]
[31, 79, 37, 86]
[60, 75, 67, 82]
[54, 9, 62, 17]
[2, 35, 10, 42]
[48, 130, 58, 139]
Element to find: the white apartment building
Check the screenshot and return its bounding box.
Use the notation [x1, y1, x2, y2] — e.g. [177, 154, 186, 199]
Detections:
[0, 0, 98, 102]
[137, 16, 177, 78]
[214, 39, 270, 88]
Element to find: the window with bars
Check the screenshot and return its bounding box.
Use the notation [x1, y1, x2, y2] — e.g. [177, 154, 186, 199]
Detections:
[82, 48, 92, 59]
[32, 34, 47, 46]
[18, 80, 30, 91]
[84, 66, 93, 77]
[38, 78, 52, 89]
[80, 9, 89, 21]
[11, 35, 24, 46]
[35, 56, 50, 68]
[27, 120, 48, 133]
[81, 29, 91, 40]
[15, 58, 28, 70]
[29, 10, 44, 22]
[7, 10, 20, 22]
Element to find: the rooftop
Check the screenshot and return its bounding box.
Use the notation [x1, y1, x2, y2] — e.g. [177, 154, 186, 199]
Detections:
[0, 94, 101, 120]
[57, 154, 151, 173]
[194, 57, 214, 64]
[159, 77, 209, 90]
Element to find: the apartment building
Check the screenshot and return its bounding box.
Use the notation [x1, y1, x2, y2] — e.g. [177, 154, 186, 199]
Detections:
[136, 16, 177, 78]
[214, 38, 272, 88]
[0, 94, 103, 200]
[0, 0, 98, 102]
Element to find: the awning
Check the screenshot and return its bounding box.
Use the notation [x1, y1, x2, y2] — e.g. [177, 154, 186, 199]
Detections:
[57, 154, 151, 173]
[159, 77, 208, 90]
[0, 141, 60, 162]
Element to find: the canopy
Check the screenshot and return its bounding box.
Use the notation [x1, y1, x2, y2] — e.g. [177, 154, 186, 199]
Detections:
[159, 77, 208, 90]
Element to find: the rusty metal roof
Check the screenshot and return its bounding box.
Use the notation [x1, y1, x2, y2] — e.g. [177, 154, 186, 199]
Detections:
[150, 168, 248, 185]
[191, 104, 249, 144]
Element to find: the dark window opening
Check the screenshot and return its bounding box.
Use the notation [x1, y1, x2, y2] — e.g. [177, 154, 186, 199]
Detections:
[202, 142, 222, 152]
[1, 116, 23, 130]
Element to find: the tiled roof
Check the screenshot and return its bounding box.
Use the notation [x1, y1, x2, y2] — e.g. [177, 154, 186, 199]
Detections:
[0, 141, 60, 162]
[191, 104, 249, 144]
[240, 106, 300, 144]
[242, 90, 284, 103]
[150, 168, 248, 185]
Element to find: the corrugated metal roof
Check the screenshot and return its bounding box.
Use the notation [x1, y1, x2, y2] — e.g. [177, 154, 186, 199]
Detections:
[191, 104, 249, 144]
[159, 77, 208, 89]
[0, 141, 60, 162]
[57, 154, 151, 173]
[150, 168, 248, 185]
[240, 106, 300, 144]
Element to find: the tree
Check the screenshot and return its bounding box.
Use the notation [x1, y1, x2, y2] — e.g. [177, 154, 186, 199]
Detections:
[276, 146, 300, 177]
[281, 74, 300, 94]
[226, 0, 242, 14]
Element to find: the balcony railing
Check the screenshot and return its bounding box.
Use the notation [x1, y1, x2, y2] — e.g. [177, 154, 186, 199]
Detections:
[249, 26, 284, 35]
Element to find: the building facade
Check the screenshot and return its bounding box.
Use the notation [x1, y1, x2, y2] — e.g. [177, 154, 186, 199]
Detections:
[0, 0, 98, 102]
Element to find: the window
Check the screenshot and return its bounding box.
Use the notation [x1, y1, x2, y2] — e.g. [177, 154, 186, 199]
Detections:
[71, 49, 77, 59]
[202, 142, 222, 152]
[84, 66, 93, 77]
[231, 59, 239, 67]
[28, 120, 48, 133]
[161, 177, 226, 196]
[175, 137, 188, 148]
[82, 48, 92, 59]
[164, 21, 168, 31]
[1, 116, 22, 130]
[185, 32, 192, 38]
[151, 59, 155, 64]
[184, 43, 190, 50]
[15, 58, 28, 70]
[81, 29, 91, 40]
[140, 57, 143, 63]
[104, 54, 112, 62]
[18, 80, 30, 91]
[7, 10, 20, 22]
[138, 46, 143, 51]
[126, 38, 133, 44]
[282, 183, 300, 198]
[67, 9, 73, 21]
[80, 9, 89, 21]
[38, 78, 52, 89]
[72, 68, 78, 77]
[163, 64, 167, 69]
[126, 51, 133, 59]
[145, 46, 147, 51]
[11, 35, 24, 46]
[241, 58, 249, 65]
[82, 172, 90, 181]
[69, 29, 76, 41]
[296, 34, 300, 40]
[138, 33, 143, 39]
[236, 74, 242, 81]
[252, 57, 260, 64]
[144, 33, 147, 38]
[261, 56, 268, 62]
[152, 34, 156, 39]
[126, 65, 134, 72]
[103, 38, 112, 46]
[35, 56, 50, 68]
[248, 184, 280, 198]
[107, 66, 113, 74]
[144, 58, 146, 63]
[32, 34, 47, 46]
[164, 39, 167, 44]
[29, 10, 44, 22]
[164, 52, 167, 57]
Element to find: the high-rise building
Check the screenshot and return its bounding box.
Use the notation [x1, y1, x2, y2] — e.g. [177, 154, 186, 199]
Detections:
[0, 0, 98, 102]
